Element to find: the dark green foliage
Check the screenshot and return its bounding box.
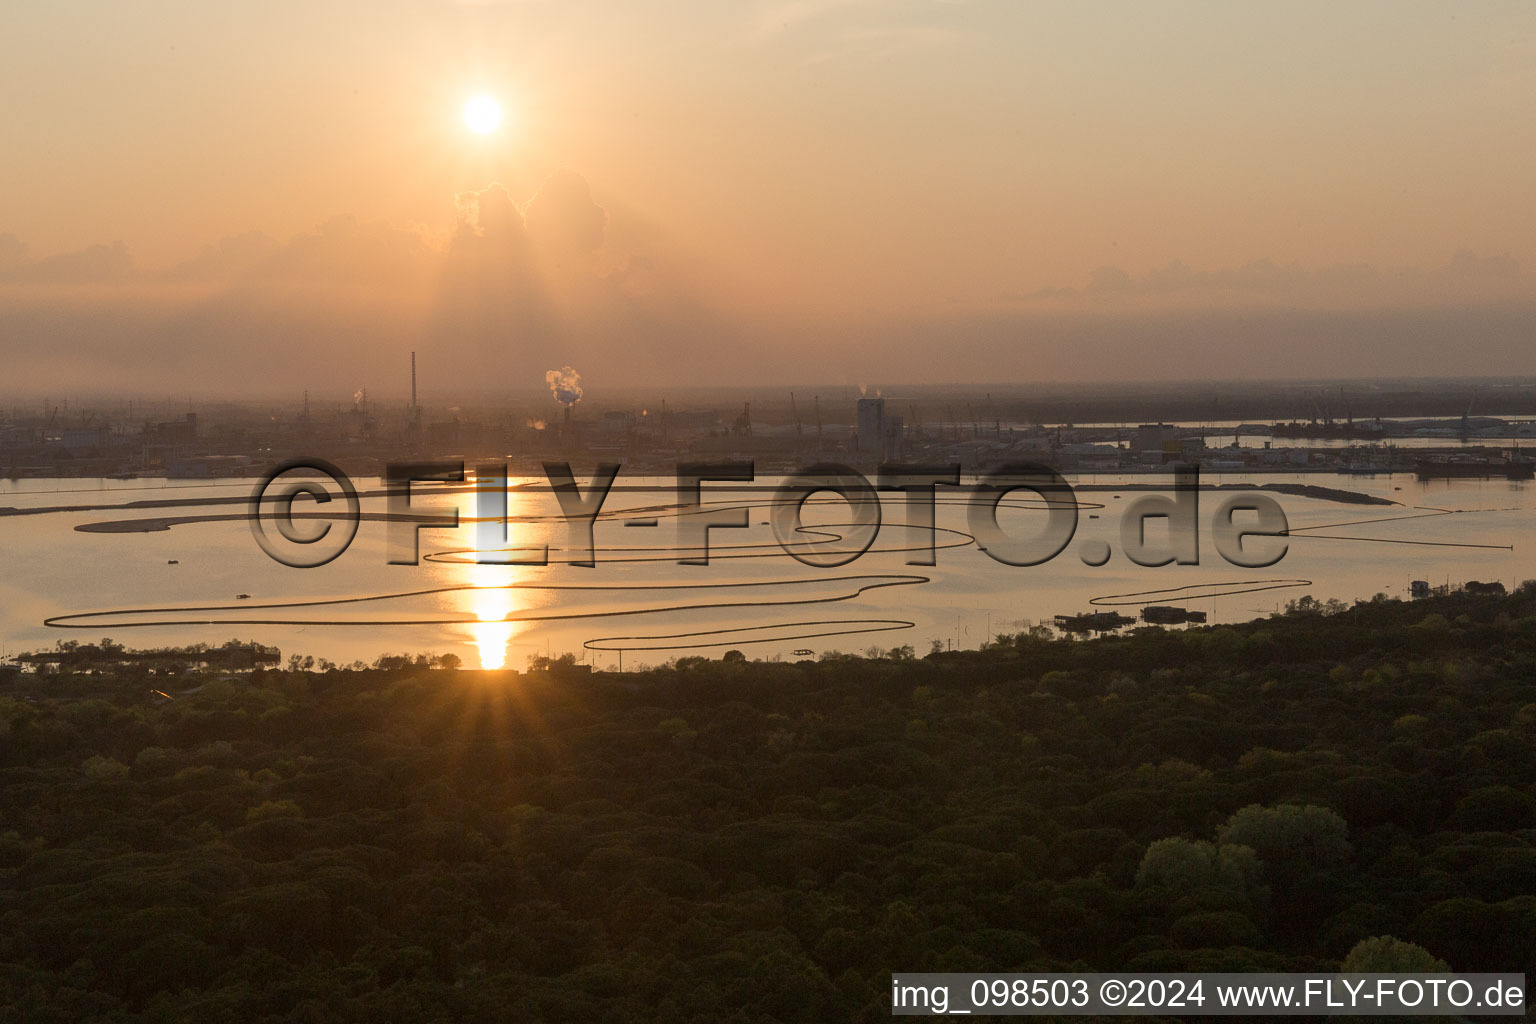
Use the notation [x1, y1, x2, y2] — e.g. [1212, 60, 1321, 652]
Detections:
[2, 586, 1535, 1021]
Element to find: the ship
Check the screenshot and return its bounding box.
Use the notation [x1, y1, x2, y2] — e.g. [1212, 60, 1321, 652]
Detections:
[1054, 611, 1136, 633]
[1413, 454, 1534, 480]
[1141, 605, 1208, 625]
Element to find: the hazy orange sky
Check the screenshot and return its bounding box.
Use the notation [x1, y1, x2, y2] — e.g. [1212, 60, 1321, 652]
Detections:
[2, 0, 1534, 394]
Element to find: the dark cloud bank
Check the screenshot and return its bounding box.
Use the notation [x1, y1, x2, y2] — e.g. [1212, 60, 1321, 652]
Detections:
[1, 171, 1533, 398]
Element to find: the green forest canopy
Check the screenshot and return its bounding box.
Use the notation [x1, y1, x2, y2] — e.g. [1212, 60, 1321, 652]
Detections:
[1, 586, 1534, 1022]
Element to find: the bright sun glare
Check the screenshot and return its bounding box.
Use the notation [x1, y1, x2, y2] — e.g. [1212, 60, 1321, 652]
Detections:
[462, 94, 503, 135]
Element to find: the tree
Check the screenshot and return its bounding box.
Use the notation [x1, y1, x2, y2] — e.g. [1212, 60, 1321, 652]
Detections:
[1136, 838, 1218, 893]
[1136, 837, 1267, 910]
[1342, 936, 1448, 973]
[1217, 804, 1351, 880]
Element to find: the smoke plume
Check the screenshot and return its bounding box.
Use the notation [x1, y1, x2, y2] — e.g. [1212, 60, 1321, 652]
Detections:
[545, 366, 583, 406]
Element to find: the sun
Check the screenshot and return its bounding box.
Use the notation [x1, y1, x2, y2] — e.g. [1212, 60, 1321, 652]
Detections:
[462, 94, 503, 135]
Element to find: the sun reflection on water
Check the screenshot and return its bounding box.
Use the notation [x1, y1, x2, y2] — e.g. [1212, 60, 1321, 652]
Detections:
[438, 479, 546, 670]
[464, 563, 520, 669]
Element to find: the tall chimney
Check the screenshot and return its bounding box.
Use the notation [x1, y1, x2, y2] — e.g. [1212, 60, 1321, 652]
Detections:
[410, 351, 417, 412]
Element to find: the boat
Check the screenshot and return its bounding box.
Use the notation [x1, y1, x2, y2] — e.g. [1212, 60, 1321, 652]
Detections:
[1141, 605, 1207, 625]
[1054, 611, 1136, 633]
[1414, 455, 1534, 480]
[792, 649, 814, 657]
[166, 559, 179, 564]
[235, 593, 251, 600]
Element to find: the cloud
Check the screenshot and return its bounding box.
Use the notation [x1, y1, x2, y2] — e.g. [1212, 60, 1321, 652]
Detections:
[1086, 265, 1136, 295]
[524, 170, 608, 255]
[0, 168, 715, 397]
[427, 173, 686, 383]
[16, 171, 613, 296]
[0, 238, 135, 284]
[168, 218, 435, 288]
[455, 182, 525, 243]
[166, 231, 282, 280]
[1019, 252, 1531, 308]
[2, 173, 1534, 397]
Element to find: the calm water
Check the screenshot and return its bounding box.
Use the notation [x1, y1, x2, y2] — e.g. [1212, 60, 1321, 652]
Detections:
[1, 472, 1530, 670]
